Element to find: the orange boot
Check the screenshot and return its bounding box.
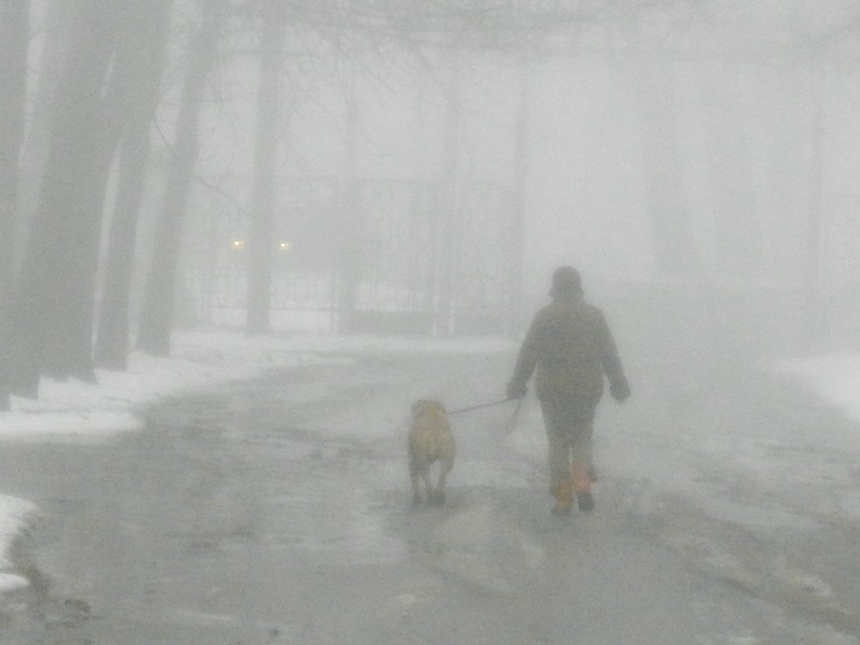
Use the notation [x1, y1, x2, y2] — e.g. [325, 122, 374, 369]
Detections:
[552, 479, 574, 515]
[572, 463, 594, 512]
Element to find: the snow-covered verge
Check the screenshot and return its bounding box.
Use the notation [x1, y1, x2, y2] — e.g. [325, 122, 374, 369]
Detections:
[2, 331, 514, 441]
[0, 497, 38, 594]
[776, 353, 860, 424]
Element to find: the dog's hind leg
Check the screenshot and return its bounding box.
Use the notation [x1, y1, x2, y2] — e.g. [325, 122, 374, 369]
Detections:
[432, 457, 454, 505]
[422, 469, 434, 504]
[409, 452, 423, 505]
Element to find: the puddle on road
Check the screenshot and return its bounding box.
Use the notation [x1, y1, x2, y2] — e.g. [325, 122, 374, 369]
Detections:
[140, 365, 542, 572]
[223, 428, 411, 566]
[141, 387, 413, 568]
[261, 480, 409, 566]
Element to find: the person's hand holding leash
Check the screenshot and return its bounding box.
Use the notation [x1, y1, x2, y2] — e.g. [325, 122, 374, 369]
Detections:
[506, 380, 528, 400]
[609, 377, 631, 403]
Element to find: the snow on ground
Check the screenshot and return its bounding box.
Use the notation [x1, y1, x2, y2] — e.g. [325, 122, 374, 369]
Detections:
[0, 328, 857, 595]
[777, 353, 860, 423]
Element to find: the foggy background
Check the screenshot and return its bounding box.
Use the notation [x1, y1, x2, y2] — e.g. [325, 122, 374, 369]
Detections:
[7, 6, 860, 642]
[4, 0, 860, 402]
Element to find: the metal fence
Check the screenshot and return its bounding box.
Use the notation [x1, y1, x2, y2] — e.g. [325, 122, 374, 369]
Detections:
[183, 176, 516, 335]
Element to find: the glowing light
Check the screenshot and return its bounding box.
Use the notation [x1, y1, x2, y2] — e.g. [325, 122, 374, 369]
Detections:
[232, 240, 245, 250]
[278, 242, 291, 251]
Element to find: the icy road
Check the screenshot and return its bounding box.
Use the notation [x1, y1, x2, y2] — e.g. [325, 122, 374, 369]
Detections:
[1, 349, 860, 644]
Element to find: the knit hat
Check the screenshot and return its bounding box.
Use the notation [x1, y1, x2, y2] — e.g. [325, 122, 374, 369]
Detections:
[549, 265, 582, 298]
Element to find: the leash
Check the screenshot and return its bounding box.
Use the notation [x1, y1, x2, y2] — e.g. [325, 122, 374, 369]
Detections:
[446, 396, 525, 435]
[504, 396, 524, 435]
[446, 398, 514, 416]
[443, 397, 525, 436]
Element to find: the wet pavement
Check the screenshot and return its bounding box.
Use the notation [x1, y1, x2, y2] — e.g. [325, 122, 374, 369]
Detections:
[0, 350, 859, 643]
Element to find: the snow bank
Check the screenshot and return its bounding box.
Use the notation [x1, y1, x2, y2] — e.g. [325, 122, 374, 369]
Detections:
[776, 353, 860, 423]
[0, 496, 38, 593]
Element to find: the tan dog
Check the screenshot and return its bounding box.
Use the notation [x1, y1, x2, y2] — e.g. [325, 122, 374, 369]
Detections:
[408, 399, 455, 506]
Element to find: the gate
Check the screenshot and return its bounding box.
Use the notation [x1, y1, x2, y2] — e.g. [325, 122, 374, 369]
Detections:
[184, 176, 517, 336]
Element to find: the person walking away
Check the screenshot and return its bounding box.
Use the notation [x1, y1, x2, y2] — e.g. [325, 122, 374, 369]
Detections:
[506, 266, 631, 515]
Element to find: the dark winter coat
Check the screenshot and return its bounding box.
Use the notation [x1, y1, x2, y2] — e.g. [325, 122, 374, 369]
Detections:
[509, 293, 629, 407]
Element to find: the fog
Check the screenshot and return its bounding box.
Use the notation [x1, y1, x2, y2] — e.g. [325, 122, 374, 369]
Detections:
[122, 2, 860, 363]
[5, 0, 860, 389]
[7, 4, 860, 641]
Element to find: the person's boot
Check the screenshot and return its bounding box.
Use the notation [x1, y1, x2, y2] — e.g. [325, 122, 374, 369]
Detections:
[552, 479, 574, 515]
[573, 464, 594, 512]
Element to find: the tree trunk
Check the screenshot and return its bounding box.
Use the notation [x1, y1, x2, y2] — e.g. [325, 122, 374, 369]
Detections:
[94, 0, 172, 370]
[702, 63, 761, 281]
[435, 60, 461, 336]
[247, 12, 285, 335]
[13, 0, 73, 274]
[507, 59, 529, 340]
[337, 86, 361, 333]
[0, 0, 27, 303]
[631, 58, 704, 279]
[805, 66, 825, 352]
[0, 0, 29, 410]
[136, 1, 222, 357]
[7, 0, 132, 396]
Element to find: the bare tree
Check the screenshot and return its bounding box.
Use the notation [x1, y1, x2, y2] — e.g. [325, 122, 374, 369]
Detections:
[435, 56, 462, 336]
[701, 63, 761, 281]
[0, 0, 27, 304]
[337, 76, 361, 333]
[94, 0, 174, 370]
[13, 0, 74, 273]
[804, 59, 826, 351]
[506, 57, 529, 339]
[247, 2, 286, 335]
[0, 0, 29, 410]
[6, 0, 144, 397]
[630, 55, 704, 279]
[137, 0, 225, 357]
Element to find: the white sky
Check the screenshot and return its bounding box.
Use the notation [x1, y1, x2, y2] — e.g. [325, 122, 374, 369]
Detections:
[0, 329, 856, 594]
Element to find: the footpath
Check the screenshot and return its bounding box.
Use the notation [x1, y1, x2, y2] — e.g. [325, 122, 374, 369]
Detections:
[0, 331, 858, 644]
